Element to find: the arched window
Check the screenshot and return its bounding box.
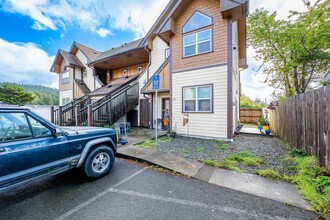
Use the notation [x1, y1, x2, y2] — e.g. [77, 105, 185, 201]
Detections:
[183, 11, 212, 33]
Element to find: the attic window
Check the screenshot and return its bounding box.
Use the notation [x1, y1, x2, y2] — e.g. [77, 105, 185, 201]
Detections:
[183, 11, 212, 33]
[93, 50, 98, 54]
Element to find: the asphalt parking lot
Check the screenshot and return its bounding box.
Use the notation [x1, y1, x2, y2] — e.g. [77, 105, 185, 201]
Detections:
[0, 158, 315, 220]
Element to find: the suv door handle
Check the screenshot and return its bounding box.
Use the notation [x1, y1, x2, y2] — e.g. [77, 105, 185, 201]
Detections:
[0, 148, 5, 153]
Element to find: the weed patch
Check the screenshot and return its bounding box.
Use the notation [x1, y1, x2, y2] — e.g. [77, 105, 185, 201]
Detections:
[256, 169, 283, 180]
[138, 136, 173, 149]
[197, 147, 205, 153]
[227, 151, 264, 167]
[201, 159, 241, 172]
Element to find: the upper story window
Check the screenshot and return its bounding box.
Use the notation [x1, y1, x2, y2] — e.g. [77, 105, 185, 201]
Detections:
[165, 48, 170, 59]
[83, 70, 87, 78]
[62, 71, 70, 84]
[182, 11, 213, 57]
[183, 11, 212, 33]
[183, 29, 212, 57]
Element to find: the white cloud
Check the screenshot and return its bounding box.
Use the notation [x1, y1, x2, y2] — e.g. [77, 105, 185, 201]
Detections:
[96, 28, 113, 38]
[0, 38, 57, 88]
[1, 0, 170, 38]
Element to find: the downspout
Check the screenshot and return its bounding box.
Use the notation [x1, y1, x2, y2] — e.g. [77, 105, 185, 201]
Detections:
[227, 18, 233, 139]
[144, 45, 153, 129]
[144, 46, 152, 80]
[73, 67, 75, 100]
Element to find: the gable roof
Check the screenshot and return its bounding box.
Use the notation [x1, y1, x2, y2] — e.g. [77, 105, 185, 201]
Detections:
[58, 50, 85, 68]
[139, 0, 249, 47]
[89, 39, 144, 65]
[70, 42, 101, 63]
[50, 49, 85, 73]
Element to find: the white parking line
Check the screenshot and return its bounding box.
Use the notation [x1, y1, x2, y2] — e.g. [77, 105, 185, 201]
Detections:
[54, 167, 147, 220]
[108, 188, 297, 220]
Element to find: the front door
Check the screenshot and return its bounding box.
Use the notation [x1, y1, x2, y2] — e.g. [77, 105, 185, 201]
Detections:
[162, 98, 170, 130]
[140, 99, 149, 128]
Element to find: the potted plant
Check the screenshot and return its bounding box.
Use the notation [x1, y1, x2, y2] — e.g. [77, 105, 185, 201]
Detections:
[167, 130, 176, 138]
[259, 116, 270, 130]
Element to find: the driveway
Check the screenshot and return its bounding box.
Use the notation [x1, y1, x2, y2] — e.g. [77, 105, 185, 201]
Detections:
[0, 158, 315, 220]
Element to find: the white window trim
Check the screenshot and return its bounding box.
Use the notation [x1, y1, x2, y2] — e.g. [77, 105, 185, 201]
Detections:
[183, 85, 212, 113]
[183, 28, 212, 57]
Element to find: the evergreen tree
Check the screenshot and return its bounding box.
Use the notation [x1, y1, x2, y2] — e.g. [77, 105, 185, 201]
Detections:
[0, 83, 35, 106]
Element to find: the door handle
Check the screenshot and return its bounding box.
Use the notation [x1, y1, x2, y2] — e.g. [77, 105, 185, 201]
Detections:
[0, 148, 5, 153]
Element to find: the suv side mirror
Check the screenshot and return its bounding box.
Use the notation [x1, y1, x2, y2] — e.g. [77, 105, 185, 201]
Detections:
[55, 128, 62, 138]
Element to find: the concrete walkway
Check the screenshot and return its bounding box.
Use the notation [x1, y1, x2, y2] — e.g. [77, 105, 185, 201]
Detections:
[116, 129, 311, 210]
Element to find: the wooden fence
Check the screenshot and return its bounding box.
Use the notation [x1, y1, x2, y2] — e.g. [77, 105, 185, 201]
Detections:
[240, 108, 262, 124]
[268, 86, 330, 171]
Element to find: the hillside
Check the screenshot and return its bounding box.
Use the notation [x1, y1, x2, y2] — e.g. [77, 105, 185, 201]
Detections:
[0, 83, 59, 105]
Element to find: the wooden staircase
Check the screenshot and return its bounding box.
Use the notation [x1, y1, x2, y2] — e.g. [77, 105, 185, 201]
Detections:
[52, 82, 139, 127]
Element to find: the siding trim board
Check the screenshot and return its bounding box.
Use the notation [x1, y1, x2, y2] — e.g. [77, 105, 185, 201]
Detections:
[172, 62, 227, 74]
[227, 18, 233, 139]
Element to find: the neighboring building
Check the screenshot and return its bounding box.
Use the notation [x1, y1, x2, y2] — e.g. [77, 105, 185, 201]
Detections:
[50, 0, 249, 139]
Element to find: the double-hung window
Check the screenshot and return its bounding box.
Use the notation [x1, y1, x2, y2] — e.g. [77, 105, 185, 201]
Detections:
[183, 85, 212, 112]
[182, 11, 212, 57]
[183, 29, 212, 57]
[62, 71, 70, 84]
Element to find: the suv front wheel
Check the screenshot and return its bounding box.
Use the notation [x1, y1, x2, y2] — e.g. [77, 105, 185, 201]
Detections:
[82, 145, 115, 179]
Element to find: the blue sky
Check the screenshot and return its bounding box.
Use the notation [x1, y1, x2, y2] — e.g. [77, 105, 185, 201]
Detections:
[0, 0, 313, 100]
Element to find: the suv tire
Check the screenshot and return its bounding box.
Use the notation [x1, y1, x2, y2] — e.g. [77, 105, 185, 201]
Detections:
[82, 145, 115, 179]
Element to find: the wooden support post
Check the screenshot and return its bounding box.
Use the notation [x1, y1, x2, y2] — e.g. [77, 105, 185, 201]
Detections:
[88, 105, 92, 127]
[75, 105, 80, 126]
[58, 106, 63, 126]
[50, 106, 54, 123]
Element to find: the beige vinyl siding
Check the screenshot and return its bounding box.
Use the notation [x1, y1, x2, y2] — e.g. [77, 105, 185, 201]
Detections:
[59, 90, 73, 106]
[152, 92, 170, 126]
[232, 21, 240, 128]
[75, 49, 95, 91]
[149, 36, 169, 77]
[172, 65, 228, 138]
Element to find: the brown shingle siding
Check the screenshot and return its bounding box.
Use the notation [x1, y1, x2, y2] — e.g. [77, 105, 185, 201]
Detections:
[172, 0, 228, 72]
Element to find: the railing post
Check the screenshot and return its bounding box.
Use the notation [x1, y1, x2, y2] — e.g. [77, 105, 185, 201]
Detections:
[88, 105, 93, 127]
[50, 106, 54, 123]
[125, 91, 128, 112]
[108, 101, 112, 124]
[58, 106, 63, 126]
[75, 105, 80, 126]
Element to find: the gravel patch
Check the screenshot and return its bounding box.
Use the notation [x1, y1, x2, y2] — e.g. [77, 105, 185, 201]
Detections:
[156, 134, 293, 175]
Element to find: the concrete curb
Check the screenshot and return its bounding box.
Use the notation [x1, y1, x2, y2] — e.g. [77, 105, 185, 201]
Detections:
[116, 145, 312, 211]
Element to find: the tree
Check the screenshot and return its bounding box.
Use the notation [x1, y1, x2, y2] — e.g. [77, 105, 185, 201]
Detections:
[240, 94, 266, 108]
[0, 83, 35, 106]
[248, 0, 330, 98]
